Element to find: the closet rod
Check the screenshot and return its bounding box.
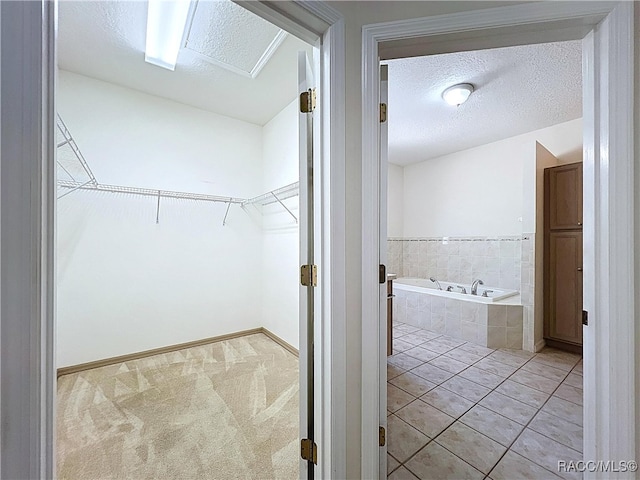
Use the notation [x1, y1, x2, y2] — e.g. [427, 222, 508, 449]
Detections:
[57, 180, 246, 204]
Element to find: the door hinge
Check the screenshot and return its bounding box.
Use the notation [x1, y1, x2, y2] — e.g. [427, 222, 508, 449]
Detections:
[582, 310, 588, 326]
[300, 88, 316, 113]
[379, 426, 386, 446]
[379, 264, 386, 284]
[380, 103, 387, 123]
[301, 438, 318, 464]
[301, 264, 317, 287]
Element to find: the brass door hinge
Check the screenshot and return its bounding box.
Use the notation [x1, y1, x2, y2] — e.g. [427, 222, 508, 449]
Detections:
[301, 264, 317, 287]
[379, 264, 386, 284]
[300, 88, 317, 113]
[379, 426, 386, 446]
[301, 438, 318, 464]
[380, 103, 387, 123]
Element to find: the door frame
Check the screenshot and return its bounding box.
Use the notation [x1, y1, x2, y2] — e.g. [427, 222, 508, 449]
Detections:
[361, 2, 635, 478]
[0, 1, 346, 479]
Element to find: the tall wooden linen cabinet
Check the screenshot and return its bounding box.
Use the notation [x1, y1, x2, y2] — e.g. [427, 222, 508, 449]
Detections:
[543, 162, 583, 353]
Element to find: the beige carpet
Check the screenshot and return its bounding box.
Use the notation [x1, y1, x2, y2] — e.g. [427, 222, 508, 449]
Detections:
[57, 333, 299, 479]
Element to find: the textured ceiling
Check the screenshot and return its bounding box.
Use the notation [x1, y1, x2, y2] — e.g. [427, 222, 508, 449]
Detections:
[386, 40, 582, 165]
[57, 0, 312, 126]
[185, 0, 285, 78]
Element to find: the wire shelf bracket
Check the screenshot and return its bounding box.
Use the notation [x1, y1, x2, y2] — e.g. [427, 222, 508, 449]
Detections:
[57, 114, 98, 186]
[241, 182, 299, 225]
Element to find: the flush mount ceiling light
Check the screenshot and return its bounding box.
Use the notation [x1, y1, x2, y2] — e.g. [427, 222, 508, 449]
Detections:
[145, 0, 192, 71]
[442, 83, 474, 106]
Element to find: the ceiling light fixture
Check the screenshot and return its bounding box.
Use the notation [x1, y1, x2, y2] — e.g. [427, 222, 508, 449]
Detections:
[145, 0, 191, 71]
[442, 83, 474, 106]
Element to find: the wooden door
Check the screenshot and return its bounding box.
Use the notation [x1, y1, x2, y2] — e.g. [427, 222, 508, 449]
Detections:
[547, 163, 583, 230]
[546, 231, 583, 345]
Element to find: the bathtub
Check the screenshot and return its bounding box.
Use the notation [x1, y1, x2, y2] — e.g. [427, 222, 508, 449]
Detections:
[395, 278, 518, 303]
[392, 277, 523, 349]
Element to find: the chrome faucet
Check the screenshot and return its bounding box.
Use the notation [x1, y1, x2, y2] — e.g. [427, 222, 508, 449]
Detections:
[429, 277, 442, 290]
[471, 279, 484, 295]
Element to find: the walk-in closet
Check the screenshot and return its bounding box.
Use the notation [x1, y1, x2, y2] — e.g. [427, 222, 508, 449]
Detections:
[55, 1, 312, 476]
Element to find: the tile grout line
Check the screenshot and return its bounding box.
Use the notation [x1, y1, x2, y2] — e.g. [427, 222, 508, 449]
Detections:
[390, 331, 507, 477]
[484, 352, 582, 479]
[389, 324, 582, 479]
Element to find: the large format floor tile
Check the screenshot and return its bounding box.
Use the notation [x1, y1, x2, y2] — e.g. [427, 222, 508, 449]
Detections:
[511, 429, 582, 480]
[478, 391, 538, 425]
[528, 410, 583, 452]
[489, 450, 563, 480]
[387, 414, 430, 463]
[396, 400, 455, 438]
[390, 372, 437, 398]
[459, 405, 524, 446]
[420, 387, 474, 418]
[405, 442, 484, 480]
[388, 384, 415, 412]
[388, 321, 584, 480]
[435, 422, 506, 474]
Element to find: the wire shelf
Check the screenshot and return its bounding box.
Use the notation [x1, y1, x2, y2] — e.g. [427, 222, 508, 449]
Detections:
[55, 115, 298, 225]
[57, 180, 246, 204]
[242, 182, 299, 207]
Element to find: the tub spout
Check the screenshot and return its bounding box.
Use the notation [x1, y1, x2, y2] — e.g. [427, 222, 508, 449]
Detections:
[429, 277, 442, 290]
[471, 279, 484, 295]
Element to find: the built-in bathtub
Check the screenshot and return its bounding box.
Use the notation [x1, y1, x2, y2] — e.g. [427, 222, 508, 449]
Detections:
[396, 278, 519, 303]
[393, 277, 524, 349]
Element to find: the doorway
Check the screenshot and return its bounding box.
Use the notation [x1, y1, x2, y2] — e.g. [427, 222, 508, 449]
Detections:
[361, 2, 635, 478]
[55, 2, 313, 477]
[0, 1, 346, 479]
[383, 39, 585, 478]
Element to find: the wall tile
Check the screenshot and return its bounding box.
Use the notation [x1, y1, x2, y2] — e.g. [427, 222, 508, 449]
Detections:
[506, 327, 523, 349]
[388, 235, 530, 350]
[507, 306, 523, 328]
[406, 307, 421, 328]
[461, 321, 479, 343]
[488, 306, 507, 327]
[431, 314, 445, 333]
[432, 297, 446, 315]
[445, 318, 462, 338]
[487, 326, 507, 349]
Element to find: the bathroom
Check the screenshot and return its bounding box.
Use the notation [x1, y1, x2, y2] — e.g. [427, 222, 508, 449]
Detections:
[387, 42, 582, 352]
[385, 41, 585, 479]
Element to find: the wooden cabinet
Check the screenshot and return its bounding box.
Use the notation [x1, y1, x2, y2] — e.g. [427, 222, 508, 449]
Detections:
[544, 163, 583, 352]
[548, 163, 583, 230]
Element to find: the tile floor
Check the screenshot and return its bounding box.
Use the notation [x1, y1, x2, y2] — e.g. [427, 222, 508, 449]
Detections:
[387, 321, 583, 480]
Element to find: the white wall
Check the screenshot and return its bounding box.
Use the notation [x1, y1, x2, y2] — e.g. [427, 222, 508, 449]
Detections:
[57, 71, 262, 197]
[261, 100, 300, 349]
[521, 119, 583, 233]
[399, 118, 583, 238]
[57, 71, 265, 367]
[57, 193, 263, 367]
[387, 163, 404, 237]
[533, 143, 562, 347]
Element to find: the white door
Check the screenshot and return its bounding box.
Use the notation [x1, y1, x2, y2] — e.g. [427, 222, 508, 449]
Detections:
[378, 63, 389, 478]
[298, 50, 318, 480]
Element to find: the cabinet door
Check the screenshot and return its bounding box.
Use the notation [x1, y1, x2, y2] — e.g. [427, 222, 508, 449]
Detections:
[547, 163, 583, 230]
[546, 231, 583, 345]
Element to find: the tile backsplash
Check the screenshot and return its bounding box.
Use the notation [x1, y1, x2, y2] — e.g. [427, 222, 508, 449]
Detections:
[387, 236, 522, 290]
